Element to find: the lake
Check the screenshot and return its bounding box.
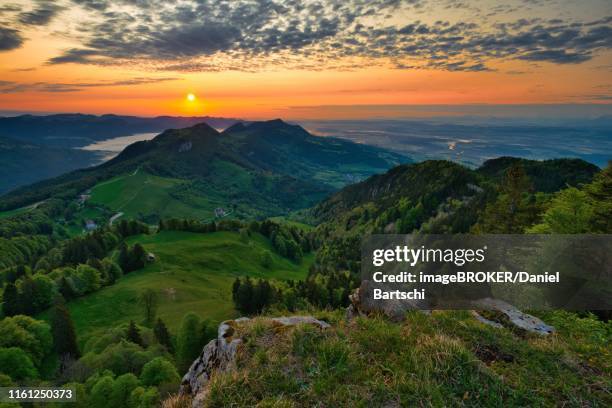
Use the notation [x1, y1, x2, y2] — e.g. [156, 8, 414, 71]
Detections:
[79, 132, 158, 161]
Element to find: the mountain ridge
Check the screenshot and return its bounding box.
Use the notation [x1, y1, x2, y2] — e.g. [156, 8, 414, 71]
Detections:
[0, 120, 409, 219]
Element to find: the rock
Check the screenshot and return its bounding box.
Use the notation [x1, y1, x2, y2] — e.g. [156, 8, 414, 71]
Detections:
[347, 282, 429, 321]
[471, 310, 503, 329]
[179, 315, 330, 407]
[347, 287, 553, 335]
[472, 298, 555, 335]
[271, 316, 330, 329]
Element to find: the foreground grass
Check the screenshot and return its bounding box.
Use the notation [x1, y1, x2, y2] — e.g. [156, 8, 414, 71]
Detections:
[58, 230, 312, 346]
[202, 310, 610, 407]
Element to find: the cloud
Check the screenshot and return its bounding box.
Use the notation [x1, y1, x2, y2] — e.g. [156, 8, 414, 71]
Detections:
[0, 26, 23, 51]
[519, 49, 591, 64]
[18, 1, 64, 25]
[0, 77, 180, 93]
[4, 0, 610, 72]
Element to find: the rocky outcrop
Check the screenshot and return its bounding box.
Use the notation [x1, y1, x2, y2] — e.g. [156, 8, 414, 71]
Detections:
[347, 285, 554, 335]
[179, 315, 330, 407]
[472, 298, 555, 335]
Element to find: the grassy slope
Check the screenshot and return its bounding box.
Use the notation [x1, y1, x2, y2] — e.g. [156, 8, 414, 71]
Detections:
[57, 231, 312, 345]
[89, 170, 217, 220]
[203, 310, 611, 407]
[0, 205, 32, 219]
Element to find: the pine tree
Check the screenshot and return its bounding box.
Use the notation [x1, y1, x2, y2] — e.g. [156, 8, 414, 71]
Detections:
[586, 162, 612, 233]
[131, 244, 146, 271]
[2, 282, 21, 316]
[236, 276, 254, 314]
[153, 318, 173, 353]
[19, 277, 36, 315]
[118, 242, 130, 271]
[126, 320, 143, 346]
[51, 296, 80, 361]
[231, 278, 241, 302]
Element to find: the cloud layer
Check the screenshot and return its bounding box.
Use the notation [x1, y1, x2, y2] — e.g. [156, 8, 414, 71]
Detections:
[1, 0, 611, 72]
[0, 77, 179, 93]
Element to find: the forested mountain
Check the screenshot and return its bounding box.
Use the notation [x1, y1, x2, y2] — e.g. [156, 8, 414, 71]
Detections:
[0, 120, 408, 218]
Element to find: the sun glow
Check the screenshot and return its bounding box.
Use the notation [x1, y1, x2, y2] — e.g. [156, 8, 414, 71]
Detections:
[187, 93, 196, 102]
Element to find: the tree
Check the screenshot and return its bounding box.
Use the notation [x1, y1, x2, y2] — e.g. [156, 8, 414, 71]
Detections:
[109, 373, 139, 408]
[235, 276, 254, 314]
[58, 276, 78, 300]
[19, 277, 37, 315]
[153, 318, 173, 353]
[176, 312, 201, 372]
[528, 187, 592, 233]
[231, 277, 241, 303]
[260, 250, 273, 268]
[140, 357, 180, 386]
[89, 375, 115, 408]
[253, 279, 273, 313]
[0, 315, 53, 366]
[31, 274, 58, 312]
[139, 289, 158, 326]
[101, 258, 122, 284]
[51, 296, 80, 362]
[126, 320, 143, 346]
[586, 162, 612, 233]
[0, 347, 38, 380]
[131, 244, 146, 271]
[118, 242, 130, 272]
[474, 164, 538, 233]
[76, 264, 101, 294]
[2, 282, 20, 316]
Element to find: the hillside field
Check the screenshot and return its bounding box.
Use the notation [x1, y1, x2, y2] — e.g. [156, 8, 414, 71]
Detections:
[45, 230, 313, 345]
[89, 169, 219, 221]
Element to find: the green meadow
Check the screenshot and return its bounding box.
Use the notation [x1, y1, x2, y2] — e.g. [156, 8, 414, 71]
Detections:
[89, 170, 218, 221]
[56, 230, 312, 345]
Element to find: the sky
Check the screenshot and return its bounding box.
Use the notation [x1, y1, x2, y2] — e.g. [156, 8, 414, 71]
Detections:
[0, 0, 610, 119]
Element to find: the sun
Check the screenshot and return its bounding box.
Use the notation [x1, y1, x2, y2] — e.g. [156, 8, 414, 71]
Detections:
[186, 93, 196, 102]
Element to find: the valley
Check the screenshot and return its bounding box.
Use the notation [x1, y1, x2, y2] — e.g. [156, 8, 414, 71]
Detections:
[0, 118, 609, 407]
[42, 230, 312, 346]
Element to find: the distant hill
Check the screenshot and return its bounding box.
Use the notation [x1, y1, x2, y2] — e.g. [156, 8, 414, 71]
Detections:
[477, 156, 600, 192]
[313, 157, 599, 235]
[0, 136, 97, 194]
[0, 113, 239, 148]
[0, 120, 409, 219]
[0, 114, 242, 193]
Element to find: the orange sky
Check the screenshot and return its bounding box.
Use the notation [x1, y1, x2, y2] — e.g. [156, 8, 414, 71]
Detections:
[0, 0, 610, 119]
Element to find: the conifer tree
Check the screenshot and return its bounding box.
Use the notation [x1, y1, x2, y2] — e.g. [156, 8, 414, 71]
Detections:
[231, 277, 241, 303]
[118, 242, 130, 271]
[51, 296, 80, 361]
[2, 282, 20, 317]
[126, 320, 143, 346]
[236, 276, 254, 314]
[153, 318, 173, 353]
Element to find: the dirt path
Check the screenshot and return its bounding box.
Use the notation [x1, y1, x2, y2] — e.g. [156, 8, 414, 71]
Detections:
[109, 212, 124, 226]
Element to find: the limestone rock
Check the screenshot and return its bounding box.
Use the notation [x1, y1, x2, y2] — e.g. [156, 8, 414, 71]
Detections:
[472, 298, 555, 335]
[179, 315, 330, 407]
